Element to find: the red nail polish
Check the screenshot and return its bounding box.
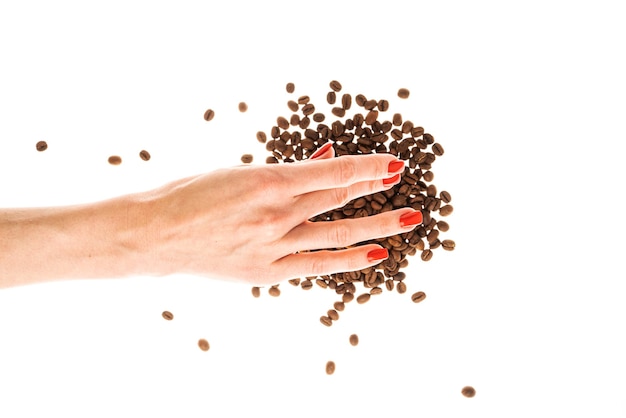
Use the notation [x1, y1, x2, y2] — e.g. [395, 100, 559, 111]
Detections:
[399, 211, 423, 227]
[383, 174, 400, 186]
[367, 248, 389, 262]
[310, 142, 333, 160]
[388, 160, 404, 173]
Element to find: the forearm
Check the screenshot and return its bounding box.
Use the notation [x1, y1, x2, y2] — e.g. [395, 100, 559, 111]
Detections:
[0, 193, 154, 288]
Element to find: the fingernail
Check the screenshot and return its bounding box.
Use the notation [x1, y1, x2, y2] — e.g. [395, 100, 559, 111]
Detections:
[387, 160, 404, 174]
[399, 211, 423, 228]
[367, 248, 389, 263]
[383, 174, 400, 186]
[310, 142, 333, 160]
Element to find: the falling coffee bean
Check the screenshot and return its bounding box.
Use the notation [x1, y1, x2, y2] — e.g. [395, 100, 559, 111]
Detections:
[162, 311, 174, 320]
[398, 88, 410, 99]
[356, 293, 371, 304]
[411, 291, 426, 303]
[439, 205, 454, 216]
[320, 316, 332, 327]
[397, 281, 407, 294]
[286, 82, 295, 93]
[326, 361, 336, 375]
[327, 309, 339, 321]
[329, 80, 342, 92]
[108, 155, 122, 165]
[442, 240, 456, 251]
[238, 102, 248, 112]
[203, 109, 215, 121]
[251, 287, 261, 298]
[349, 334, 359, 346]
[256, 131, 267, 143]
[198, 339, 210, 351]
[461, 386, 476, 398]
[241, 154, 253, 163]
[268, 286, 280, 297]
[139, 150, 151, 161]
[36, 141, 48, 151]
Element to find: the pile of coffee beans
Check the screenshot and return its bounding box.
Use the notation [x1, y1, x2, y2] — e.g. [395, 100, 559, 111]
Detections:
[254, 80, 454, 327]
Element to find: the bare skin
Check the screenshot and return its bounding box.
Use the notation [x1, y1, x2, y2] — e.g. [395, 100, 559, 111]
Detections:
[0, 145, 422, 289]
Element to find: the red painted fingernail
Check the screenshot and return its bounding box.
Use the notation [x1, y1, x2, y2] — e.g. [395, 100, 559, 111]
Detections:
[388, 160, 404, 173]
[310, 142, 333, 160]
[367, 248, 389, 262]
[399, 211, 423, 228]
[383, 173, 400, 186]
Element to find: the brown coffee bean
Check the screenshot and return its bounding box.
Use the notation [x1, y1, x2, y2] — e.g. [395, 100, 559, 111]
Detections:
[364, 99, 377, 110]
[287, 100, 299, 112]
[432, 143, 444, 156]
[265, 156, 278, 164]
[108, 155, 122, 165]
[397, 281, 407, 294]
[316, 279, 328, 289]
[411, 291, 426, 303]
[442, 240, 456, 251]
[385, 279, 395, 291]
[238, 102, 248, 112]
[320, 316, 332, 327]
[286, 82, 295, 93]
[313, 113, 325, 122]
[427, 229, 440, 244]
[240, 154, 253, 164]
[423, 170, 434, 182]
[268, 286, 281, 297]
[326, 361, 336, 375]
[297, 95, 310, 105]
[288, 278, 301, 286]
[251, 287, 261, 298]
[332, 107, 346, 117]
[139, 150, 151, 161]
[356, 293, 371, 304]
[398, 88, 410, 98]
[162, 311, 174, 320]
[328, 309, 339, 321]
[439, 191, 451, 203]
[277, 116, 289, 130]
[355, 94, 367, 107]
[436, 221, 450, 232]
[342, 292, 354, 303]
[461, 386, 476, 398]
[392, 113, 403, 126]
[370, 287, 383, 295]
[36, 141, 48, 151]
[439, 205, 454, 216]
[203, 109, 215, 121]
[333, 301, 345, 312]
[365, 110, 378, 125]
[302, 103, 315, 116]
[327, 91, 336, 105]
[349, 334, 359, 346]
[301, 279, 313, 290]
[289, 114, 300, 126]
[198, 339, 210, 351]
[341, 94, 352, 110]
[329, 80, 342, 92]
[421, 249, 433, 261]
[299, 116, 311, 129]
[377, 99, 389, 111]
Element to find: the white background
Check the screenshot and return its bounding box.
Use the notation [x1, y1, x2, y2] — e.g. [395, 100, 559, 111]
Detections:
[1, 1, 625, 417]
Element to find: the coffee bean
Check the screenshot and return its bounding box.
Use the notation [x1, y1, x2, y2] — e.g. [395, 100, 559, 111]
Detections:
[299, 116, 311, 129]
[277, 116, 289, 130]
[377, 99, 389, 111]
[365, 110, 378, 125]
[461, 386, 476, 398]
[355, 94, 367, 106]
[396, 281, 407, 294]
[328, 309, 339, 321]
[441, 240, 456, 251]
[398, 88, 410, 98]
[349, 334, 359, 346]
[356, 293, 371, 304]
[341, 94, 352, 110]
[439, 205, 454, 216]
[162, 311, 174, 320]
[423, 170, 434, 182]
[421, 249, 433, 261]
[138, 150, 151, 161]
[326, 361, 336, 375]
[333, 301, 345, 312]
[364, 99, 377, 110]
[329, 80, 342, 92]
[297, 95, 310, 105]
[290, 114, 300, 126]
[265, 156, 278, 164]
[301, 279, 313, 290]
[238, 102, 248, 112]
[251, 287, 261, 298]
[241, 154, 253, 164]
[316, 279, 328, 289]
[287, 100, 299, 112]
[432, 143, 444, 156]
[268, 286, 281, 297]
[36, 141, 48, 151]
[327, 91, 336, 105]
[320, 316, 332, 327]
[288, 278, 301, 286]
[411, 291, 426, 303]
[108, 155, 122, 165]
[203, 109, 215, 121]
[286, 82, 295, 93]
[342, 292, 354, 303]
[302, 103, 315, 116]
[313, 113, 325, 122]
[392, 113, 403, 126]
[198, 339, 210, 351]
[370, 287, 383, 295]
[332, 107, 346, 117]
[440, 191, 451, 203]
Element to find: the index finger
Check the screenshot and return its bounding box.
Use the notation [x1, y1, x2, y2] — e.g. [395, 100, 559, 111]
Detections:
[277, 151, 405, 196]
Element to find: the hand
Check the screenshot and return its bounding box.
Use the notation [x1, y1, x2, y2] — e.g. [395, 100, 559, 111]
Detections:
[144, 143, 423, 285]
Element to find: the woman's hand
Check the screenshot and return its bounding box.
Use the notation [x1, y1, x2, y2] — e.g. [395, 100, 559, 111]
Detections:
[143, 143, 423, 285]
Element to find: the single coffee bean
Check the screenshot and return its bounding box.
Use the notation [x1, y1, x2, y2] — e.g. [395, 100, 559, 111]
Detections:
[342, 292, 354, 303]
[277, 116, 289, 130]
[349, 334, 359, 346]
[441, 240, 456, 251]
[288, 278, 301, 286]
[370, 287, 383, 295]
[461, 386, 476, 398]
[286, 82, 295, 93]
[290, 114, 300, 126]
[364, 99, 377, 110]
[265, 156, 278, 164]
[320, 316, 332, 327]
[439, 205, 454, 216]
[313, 113, 325, 122]
[326, 361, 336, 375]
[327, 91, 336, 105]
[432, 143, 444, 156]
[251, 287, 261, 298]
[198, 339, 210, 351]
[385, 279, 395, 291]
[341, 94, 352, 110]
[397, 281, 407, 294]
[411, 291, 426, 303]
[297, 95, 310, 105]
[421, 249, 433, 261]
[108, 155, 122, 165]
[302, 103, 315, 115]
[299, 116, 311, 129]
[268, 286, 281, 297]
[301, 279, 313, 290]
[139, 150, 151, 161]
[377, 99, 389, 111]
[238, 102, 248, 112]
[240, 154, 253, 164]
[287, 100, 299, 112]
[203, 109, 215, 121]
[439, 191, 451, 203]
[356, 293, 371, 304]
[332, 107, 346, 117]
[333, 301, 345, 312]
[398, 88, 410, 98]
[328, 309, 339, 321]
[436, 220, 450, 232]
[36, 141, 48, 151]
[316, 279, 328, 289]
[392, 113, 402, 126]
[423, 171, 434, 182]
[365, 110, 378, 125]
[329, 80, 342, 92]
[162, 311, 174, 320]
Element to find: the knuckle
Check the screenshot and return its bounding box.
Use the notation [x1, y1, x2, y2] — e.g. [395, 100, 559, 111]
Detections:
[333, 186, 351, 208]
[335, 157, 358, 185]
[309, 256, 327, 276]
[330, 222, 352, 247]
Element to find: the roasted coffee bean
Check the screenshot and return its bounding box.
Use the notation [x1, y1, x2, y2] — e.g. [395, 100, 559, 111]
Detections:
[377, 99, 389, 111]
[412, 126, 425, 137]
[326, 361, 336, 375]
[402, 120, 414, 134]
[269, 286, 281, 297]
[299, 116, 311, 129]
[342, 292, 354, 303]
[356, 293, 371, 304]
[203, 109, 215, 121]
[421, 249, 433, 261]
[439, 205, 454, 216]
[302, 103, 315, 115]
[334, 301, 345, 312]
[251, 287, 261, 298]
[440, 191, 451, 203]
[297, 95, 310, 105]
[370, 287, 383, 295]
[265, 156, 278, 164]
[364, 99, 377, 110]
[301, 279, 313, 290]
[423, 133, 434, 144]
[341, 94, 352, 110]
[327, 91, 336, 105]
[427, 184, 437, 197]
[411, 291, 426, 303]
[432, 143, 444, 156]
[385, 279, 395, 291]
[137, 150, 151, 161]
[398, 88, 410, 98]
[392, 113, 403, 126]
[365, 110, 378, 125]
[288, 278, 301, 286]
[320, 316, 332, 327]
[313, 113, 325, 122]
[238, 102, 248, 112]
[36, 141, 48, 151]
[397, 281, 407, 294]
[277, 116, 289, 130]
[240, 154, 253, 164]
[286, 82, 295, 93]
[436, 220, 450, 232]
[349, 334, 359, 346]
[329, 80, 342, 92]
[442, 240, 456, 251]
[198, 339, 210, 351]
[423, 170, 434, 182]
[427, 229, 439, 244]
[355, 94, 367, 106]
[108, 155, 122, 165]
[316, 279, 328, 289]
[328, 309, 339, 321]
[332, 107, 346, 117]
[461, 386, 476, 398]
[162, 311, 174, 320]
[290, 114, 300, 126]
[287, 100, 299, 112]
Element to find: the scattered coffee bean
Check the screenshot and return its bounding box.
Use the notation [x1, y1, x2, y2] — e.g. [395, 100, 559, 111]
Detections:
[440, 191, 451, 203]
[297, 95, 310, 105]
[411, 291, 426, 303]
[36, 141, 48, 151]
[377, 99, 389, 111]
[327, 309, 339, 321]
[329, 80, 342, 92]
[439, 205, 454, 216]
[342, 292, 354, 303]
[288, 278, 301, 286]
[256, 131, 267, 143]
[397, 281, 407, 294]
[320, 316, 332, 327]
[327, 91, 336, 105]
[461, 386, 476, 398]
[313, 113, 325, 122]
[162, 311, 173, 320]
[421, 249, 433, 261]
[287, 100, 299, 112]
[277, 116, 289, 130]
[241, 154, 253, 163]
[139, 150, 151, 161]
[238, 102, 248, 112]
[432, 143, 444, 156]
[286, 82, 295, 93]
[301, 279, 313, 290]
[398, 88, 410, 98]
[198, 339, 210, 351]
[333, 301, 345, 312]
[332, 107, 345, 117]
[349, 334, 359, 346]
[251, 287, 261, 298]
[341, 94, 352, 110]
[356, 293, 371, 304]
[326, 361, 336, 375]
[203, 109, 215, 121]
[108, 155, 122, 165]
[441, 239, 456, 251]
[268, 286, 281, 297]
